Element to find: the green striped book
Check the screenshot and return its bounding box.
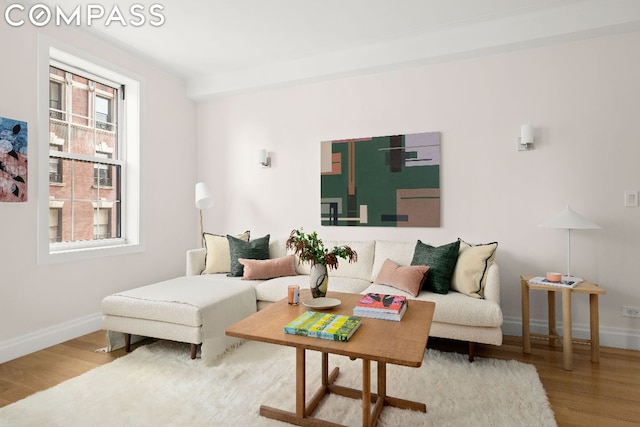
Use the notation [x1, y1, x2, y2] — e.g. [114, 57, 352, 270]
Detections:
[284, 311, 362, 342]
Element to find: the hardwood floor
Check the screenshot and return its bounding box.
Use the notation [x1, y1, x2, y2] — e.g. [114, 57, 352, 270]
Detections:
[450, 336, 640, 427]
[1, 331, 639, 426]
[0, 332, 147, 408]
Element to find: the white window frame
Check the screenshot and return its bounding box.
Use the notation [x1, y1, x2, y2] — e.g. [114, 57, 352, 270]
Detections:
[38, 36, 143, 263]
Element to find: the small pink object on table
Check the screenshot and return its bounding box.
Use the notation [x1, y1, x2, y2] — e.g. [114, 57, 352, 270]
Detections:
[546, 272, 562, 282]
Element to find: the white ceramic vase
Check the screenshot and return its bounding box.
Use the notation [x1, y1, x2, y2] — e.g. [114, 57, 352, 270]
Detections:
[309, 264, 328, 298]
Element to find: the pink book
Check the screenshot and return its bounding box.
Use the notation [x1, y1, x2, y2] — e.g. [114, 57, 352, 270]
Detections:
[355, 293, 406, 314]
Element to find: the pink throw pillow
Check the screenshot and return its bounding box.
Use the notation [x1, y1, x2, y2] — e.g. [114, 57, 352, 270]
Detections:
[239, 255, 296, 280]
[374, 259, 429, 297]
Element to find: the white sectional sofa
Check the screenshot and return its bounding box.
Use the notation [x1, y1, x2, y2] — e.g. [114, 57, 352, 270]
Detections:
[103, 237, 502, 363]
[198, 238, 502, 357]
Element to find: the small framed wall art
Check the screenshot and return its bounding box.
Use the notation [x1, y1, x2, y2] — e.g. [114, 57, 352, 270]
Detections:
[0, 116, 28, 202]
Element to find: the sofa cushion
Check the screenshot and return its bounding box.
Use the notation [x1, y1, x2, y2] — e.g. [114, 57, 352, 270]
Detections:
[290, 240, 374, 280]
[411, 240, 460, 294]
[239, 255, 296, 280]
[321, 240, 375, 281]
[101, 275, 258, 327]
[227, 234, 270, 277]
[373, 259, 429, 297]
[254, 276, 371, 303]
[362, 283, 503, 328]
[451, 239, 498, 299]
[268, 239, 288, 259]
[203, 231, 250, 274]
[290, 253, 312, 275]
[371, 240, 416, 281]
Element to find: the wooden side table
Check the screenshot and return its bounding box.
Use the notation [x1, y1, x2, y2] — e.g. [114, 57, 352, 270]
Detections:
[521, 276, 606, 371]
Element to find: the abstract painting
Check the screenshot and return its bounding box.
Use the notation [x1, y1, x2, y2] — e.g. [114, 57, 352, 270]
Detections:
[321, 132, 440, 227]
[0, 116, 28, 202]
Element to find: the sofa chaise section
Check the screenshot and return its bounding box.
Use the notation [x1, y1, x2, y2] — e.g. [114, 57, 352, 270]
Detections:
[102, 275, 257, 360]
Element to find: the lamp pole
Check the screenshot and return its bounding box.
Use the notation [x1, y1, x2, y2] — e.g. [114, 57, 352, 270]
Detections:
[566, 228, 572, 278]
[195, 182, 214, 248]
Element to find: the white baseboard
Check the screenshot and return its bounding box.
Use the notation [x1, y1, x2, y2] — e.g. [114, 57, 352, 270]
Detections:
[2, 313, 637, 365]
[0, 312, 103, 364]
[502, 316, 640, 351]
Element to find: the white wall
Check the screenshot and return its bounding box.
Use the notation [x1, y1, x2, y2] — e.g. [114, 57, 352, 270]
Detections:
[197, 31, 640, 349]
[0, 22, 198, 361]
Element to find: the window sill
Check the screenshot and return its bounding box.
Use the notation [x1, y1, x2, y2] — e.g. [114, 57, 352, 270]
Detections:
[40, 240, 143, 264]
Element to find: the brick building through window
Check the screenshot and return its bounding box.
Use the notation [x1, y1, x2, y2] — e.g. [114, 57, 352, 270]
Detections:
[48, 65, 120, 243]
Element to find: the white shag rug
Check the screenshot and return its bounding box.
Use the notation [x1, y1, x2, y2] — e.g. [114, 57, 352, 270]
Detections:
[0, 340, 557, 427]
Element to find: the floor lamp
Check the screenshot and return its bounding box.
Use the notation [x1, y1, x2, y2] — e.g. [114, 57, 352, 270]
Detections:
[538, 205, 600, 281]
[195, 182, 214, 247]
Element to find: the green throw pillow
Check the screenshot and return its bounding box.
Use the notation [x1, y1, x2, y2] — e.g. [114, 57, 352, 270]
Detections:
[411, 240, 460, 294]
[227, 234, 270, 277]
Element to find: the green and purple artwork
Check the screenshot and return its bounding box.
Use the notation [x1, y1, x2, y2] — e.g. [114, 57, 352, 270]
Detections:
[321, 132, 440, 227]
[0, 116, 28, 202]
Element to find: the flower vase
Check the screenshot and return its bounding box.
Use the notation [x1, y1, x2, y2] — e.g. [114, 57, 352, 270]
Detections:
[309, 264, 328, 298]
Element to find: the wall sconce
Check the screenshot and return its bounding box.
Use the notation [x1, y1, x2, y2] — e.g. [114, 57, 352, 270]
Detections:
[518, 124, 534, 151]
[259, 149, 271, 167]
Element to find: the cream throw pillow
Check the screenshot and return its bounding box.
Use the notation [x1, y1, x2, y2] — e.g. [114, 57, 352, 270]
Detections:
[370, 240, 416, 281]
[451, 239, 498, 298]
[202, 231, 250, 274]
[322, 240, 375, 281]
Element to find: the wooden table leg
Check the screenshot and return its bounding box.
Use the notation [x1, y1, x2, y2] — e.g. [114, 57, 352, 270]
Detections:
[561, 288, 573, 371]
[296, 347, 306, 418]
[522, 279, 531, 354]
[547, 291, 558, 347]
[322, 352, 329, 386]
[377, 362, 386, 401]
[262, 350, 341, 426]
[370, 361, 387, 426]
[264, 351, 425, 426]
[362, 359, 370, 427]
[590, 294, 600, 363]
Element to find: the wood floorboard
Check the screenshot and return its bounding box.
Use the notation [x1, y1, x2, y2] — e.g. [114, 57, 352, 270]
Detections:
[0, 331, 639, 426]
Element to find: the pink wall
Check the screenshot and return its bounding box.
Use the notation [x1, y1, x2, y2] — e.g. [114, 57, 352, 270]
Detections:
[198, 31, 640, 348]
[0, 18, 198, 360]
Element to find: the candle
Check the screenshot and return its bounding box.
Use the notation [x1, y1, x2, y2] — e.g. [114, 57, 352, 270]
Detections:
[288, 285, 300, 305]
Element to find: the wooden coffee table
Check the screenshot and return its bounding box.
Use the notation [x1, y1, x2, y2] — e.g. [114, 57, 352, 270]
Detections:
[225, 290, 435, 427]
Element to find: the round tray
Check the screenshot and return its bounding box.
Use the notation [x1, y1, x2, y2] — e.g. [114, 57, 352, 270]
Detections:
[302, 297, 341, 309]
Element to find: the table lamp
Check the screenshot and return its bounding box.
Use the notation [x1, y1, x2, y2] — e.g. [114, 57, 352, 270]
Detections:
[195, 182, 214, 247]
[538, 205, 600, 281]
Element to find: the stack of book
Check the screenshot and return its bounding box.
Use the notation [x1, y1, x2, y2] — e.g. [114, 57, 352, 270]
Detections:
[284, 311, 362, 342]
[353, 293, 407, 321]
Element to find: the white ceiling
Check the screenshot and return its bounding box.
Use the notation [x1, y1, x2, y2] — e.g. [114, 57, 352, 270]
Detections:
[41, 0, 640, 99]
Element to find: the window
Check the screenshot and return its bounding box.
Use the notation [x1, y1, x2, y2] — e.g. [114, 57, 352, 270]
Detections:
[47, 64, 121, 244]
[93, 205, 112, 239]
[93, 150, 113, 187]
[95, 95, 113, 131]
[49, 145, 62, 183]
[49, 207, 62, 243]
[49, 75, 64, 120]
[39, 44, 141, 263]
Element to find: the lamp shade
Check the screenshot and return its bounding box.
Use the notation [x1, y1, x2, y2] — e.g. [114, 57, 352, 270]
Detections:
[520, 124, 534, 144]
[538, 206, 600, 230]
[195, 182, 214, 209]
